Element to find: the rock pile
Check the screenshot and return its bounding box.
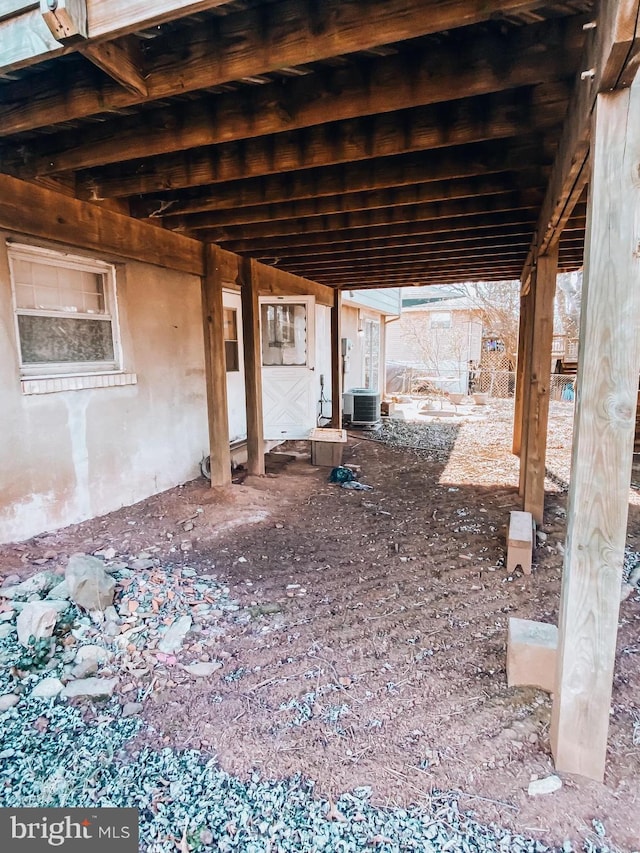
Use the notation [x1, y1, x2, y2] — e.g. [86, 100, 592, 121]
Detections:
[0, 551, 243, 714]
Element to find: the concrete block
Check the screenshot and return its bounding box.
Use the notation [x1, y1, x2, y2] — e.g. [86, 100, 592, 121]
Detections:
[507, 510, 533, 575]
[507, 617, 557, 693]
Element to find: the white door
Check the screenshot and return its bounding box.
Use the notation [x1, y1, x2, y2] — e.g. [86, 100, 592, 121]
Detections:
[222, 290, 247, 443]
[260, 296, 316, 440]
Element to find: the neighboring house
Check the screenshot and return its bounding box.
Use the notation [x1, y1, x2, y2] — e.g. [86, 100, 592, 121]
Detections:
[0, 236, 399, 543]
[386, 287, 482, 394]
[340, 289, 401, 397]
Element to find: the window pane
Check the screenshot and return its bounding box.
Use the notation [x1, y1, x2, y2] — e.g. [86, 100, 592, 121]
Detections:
[18, 315, 114, 364]
[13, 258, 106, 315]
[225, 339, 239, 372]
[261, 303, 307, 366]
[223, 308, 237, 341]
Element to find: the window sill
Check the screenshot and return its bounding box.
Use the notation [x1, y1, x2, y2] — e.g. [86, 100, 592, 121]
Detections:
[21, 372, 138, 395]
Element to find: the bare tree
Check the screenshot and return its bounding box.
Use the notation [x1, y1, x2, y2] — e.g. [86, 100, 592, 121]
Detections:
[461, 280, 520, 367]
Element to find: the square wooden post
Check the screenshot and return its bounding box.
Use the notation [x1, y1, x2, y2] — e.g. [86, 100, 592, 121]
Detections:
[512, 285, 528, 456]
[551, 79, 640, 781]
[523, 244, 559, 524]
[517, 278, 536, 497]
[201, 244, 232, 487]
[240, 256, 265, 476]
[330, 288, 343, 428]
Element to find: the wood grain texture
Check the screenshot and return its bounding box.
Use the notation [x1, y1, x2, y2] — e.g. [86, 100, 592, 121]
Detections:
[201, 244, 232, 487]
[0, 0, 549, 130]
[551, 77, 640, 781]
[240, 257, 265, 477]
[78, 85, 567, 198]
[0, 172, 204, 275]
[80, 38, 148, 96]
[131, 140, 546, 219]
[330, 290, 342, 429]
[23, 17, 580, 176]
[523, 244, 559, 523]
[520, 0, 640, 289]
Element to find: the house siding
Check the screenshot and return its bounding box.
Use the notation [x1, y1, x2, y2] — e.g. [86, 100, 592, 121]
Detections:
[0, 234, 208, 543]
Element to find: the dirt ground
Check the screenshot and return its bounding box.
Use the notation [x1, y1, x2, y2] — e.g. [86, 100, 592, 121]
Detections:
[1, 400, 639, 851]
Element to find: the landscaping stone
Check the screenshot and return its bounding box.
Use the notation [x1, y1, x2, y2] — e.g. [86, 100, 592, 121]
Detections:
[31, 677, 64, 699]
[182, 661, 222, 677]
[121, 702, 144, 717]
[46, 580, 70, 601]
[0, 694, 19, 711]
[157, 614, 192, 653]
[61, 677, 118, 699]
[65, 554, 116, 612]
[528, 775, 563, 796]
[0, 571, 58, 600]
[72, 644, 108, 678]
[16, 601, 58, 646]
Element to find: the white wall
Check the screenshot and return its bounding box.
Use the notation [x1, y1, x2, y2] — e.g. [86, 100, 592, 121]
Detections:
[0, 234, 208, 543]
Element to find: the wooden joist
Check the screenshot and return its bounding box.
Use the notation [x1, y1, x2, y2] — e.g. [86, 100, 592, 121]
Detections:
[0, 0, 236, 73]
[520, 0, 640, 291]
[131, 139, 546, 220]
[165, 173, 543, 232]
[76, 85, 568, 199]
[193, 189, 544, 243]
[15, 17, 581, 177]
[0, 0, 560, 131]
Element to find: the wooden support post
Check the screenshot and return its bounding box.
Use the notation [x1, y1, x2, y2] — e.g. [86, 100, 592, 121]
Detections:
[524, 244, 559, 524]
[551, 78, 640, 781]
[517, 282, 535, 496]
[240, 257, 265, 476]
[201, 245, 232, 487]
[330, 289, 343, 429]
[512, 287, 528, 456]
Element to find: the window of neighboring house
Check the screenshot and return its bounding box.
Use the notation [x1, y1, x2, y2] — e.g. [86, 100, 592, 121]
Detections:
[430, 311, 452, 329]
[224, 307, 239, 372]
[9, 244, 121, 377]
[363, 318, 380, 390]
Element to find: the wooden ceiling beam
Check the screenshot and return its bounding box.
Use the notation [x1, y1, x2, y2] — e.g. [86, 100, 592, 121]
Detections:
[163, 172, 543, 231]
[78, 84, 568, 198]
[79, 37, 148, 97]
[19, 16, 581, 176]
[131, 139, 547, 219]
[217, 210, 543, 254]
[188, 189, 544, 242]
[0, 0, 557, 134]
[248, 222, 585, 263]
[520, 0, 640, 289]
[278, 235, 585, 273]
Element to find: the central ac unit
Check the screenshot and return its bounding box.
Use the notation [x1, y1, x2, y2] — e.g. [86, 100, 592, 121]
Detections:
[343, 388, 381, 427]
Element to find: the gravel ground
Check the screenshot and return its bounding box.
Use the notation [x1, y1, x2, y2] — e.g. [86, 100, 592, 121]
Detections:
[0, 397, 638, 853]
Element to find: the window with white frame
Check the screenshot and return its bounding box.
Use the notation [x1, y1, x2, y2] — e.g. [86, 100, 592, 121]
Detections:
[430, 310, 452, 329]
[9, 244, 121, 377]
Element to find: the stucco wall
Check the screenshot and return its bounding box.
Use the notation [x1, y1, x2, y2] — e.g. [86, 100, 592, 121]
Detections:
[0, 235, 208, 543]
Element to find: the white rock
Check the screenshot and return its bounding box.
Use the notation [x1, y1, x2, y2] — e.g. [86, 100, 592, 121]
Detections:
[621, 583, 635, 602]
[31, 677, 64, 699]
[122, 702, 144, 717]
[65, 554, 115, 612]
[182, 661, 223, 677]
[0, 624, 15, 640]
[46, 581, 70, 601]
[528, 775, 562, 796]
[0, 694, 19, 711]
[94, 547, 116, 560]
[16, 601, 58, 646]
[61, 677, 118, 699]
[158, 615, 192, 653]
[72, 644, 108, 678]
[0, 571, 58, 600]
